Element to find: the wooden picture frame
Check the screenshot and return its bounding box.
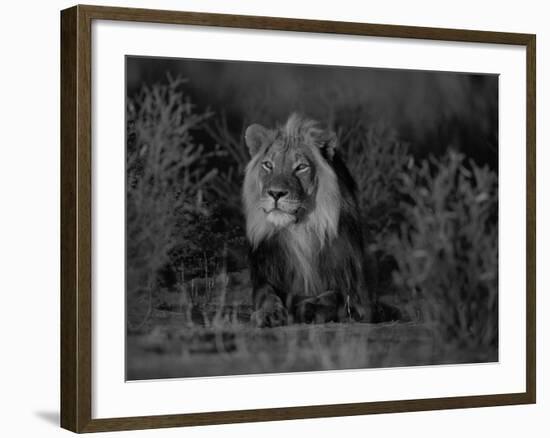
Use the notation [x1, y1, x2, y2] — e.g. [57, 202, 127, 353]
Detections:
[61, 4, 536, 433]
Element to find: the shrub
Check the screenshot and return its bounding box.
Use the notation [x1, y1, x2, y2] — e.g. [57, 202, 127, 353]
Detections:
[340, 121, 411, 246]
[389, 151, 498, 353]
[203, 113, 250, 214]
[126, 77, 215, 324]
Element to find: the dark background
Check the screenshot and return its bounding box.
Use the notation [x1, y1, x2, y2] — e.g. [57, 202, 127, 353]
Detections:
[127, 56, 498, 168]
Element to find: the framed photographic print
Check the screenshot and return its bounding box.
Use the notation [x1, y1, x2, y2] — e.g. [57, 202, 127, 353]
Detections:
[60, 4, 536, 433]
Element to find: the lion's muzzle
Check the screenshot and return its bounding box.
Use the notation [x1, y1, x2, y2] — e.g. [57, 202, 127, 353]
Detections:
[267, 189, 289, 201]
[260, 190, 300, 227]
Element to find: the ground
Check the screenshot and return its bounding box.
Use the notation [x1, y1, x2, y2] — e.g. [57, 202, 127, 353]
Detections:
[126, 270, 496, 380]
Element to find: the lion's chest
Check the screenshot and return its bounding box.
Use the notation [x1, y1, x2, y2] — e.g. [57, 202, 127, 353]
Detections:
[278, 227, 324, 296]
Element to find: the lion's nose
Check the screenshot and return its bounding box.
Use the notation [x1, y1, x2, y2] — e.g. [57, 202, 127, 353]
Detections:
[267, 189, 289, 201]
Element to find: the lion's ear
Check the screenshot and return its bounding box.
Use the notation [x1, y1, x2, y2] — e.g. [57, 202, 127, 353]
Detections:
[320, 131, 338, 160]
[245, 124, 270, 156]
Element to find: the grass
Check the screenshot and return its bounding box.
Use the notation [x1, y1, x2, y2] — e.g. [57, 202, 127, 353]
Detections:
[127, 306, 477, 380]
[126, 266, 496, 380]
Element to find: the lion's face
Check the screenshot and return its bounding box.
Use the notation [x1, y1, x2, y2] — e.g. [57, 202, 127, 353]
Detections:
[256, 140, 316, 228]
[243, 114, 342, 249]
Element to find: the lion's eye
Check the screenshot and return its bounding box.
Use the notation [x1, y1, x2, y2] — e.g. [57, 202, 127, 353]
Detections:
[295, 163, 310, 173]
[261, 161, 273, 171]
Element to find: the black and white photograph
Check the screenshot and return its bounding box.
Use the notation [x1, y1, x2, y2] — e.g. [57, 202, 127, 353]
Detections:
[1, 0, 545, 435]
[125, 56, 499, 380]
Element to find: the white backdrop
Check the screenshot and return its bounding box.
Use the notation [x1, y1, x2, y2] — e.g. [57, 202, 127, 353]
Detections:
[0, 0, 546, 437]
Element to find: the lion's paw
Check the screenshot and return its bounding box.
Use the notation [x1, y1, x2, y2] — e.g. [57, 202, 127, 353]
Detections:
[251, 300, 288, 328]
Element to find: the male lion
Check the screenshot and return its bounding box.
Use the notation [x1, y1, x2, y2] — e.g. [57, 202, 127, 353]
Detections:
[243, 114, 370, 327]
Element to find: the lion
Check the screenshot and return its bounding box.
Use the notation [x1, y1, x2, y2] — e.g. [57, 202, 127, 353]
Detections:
[243, 113, 371, 327]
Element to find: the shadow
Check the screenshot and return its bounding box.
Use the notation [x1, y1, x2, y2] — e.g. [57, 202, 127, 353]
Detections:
[35, 411, 59, 427]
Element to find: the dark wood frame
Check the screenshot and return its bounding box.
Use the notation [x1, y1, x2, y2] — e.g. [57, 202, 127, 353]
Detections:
[61, 4, 536, 433]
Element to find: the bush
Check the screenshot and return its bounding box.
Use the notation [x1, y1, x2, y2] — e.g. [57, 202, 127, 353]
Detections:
[389, 151, 498, 353]
[203, 113, 250, 215]
[340, 121, 411, 245]
[126, 77, 215, 316]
